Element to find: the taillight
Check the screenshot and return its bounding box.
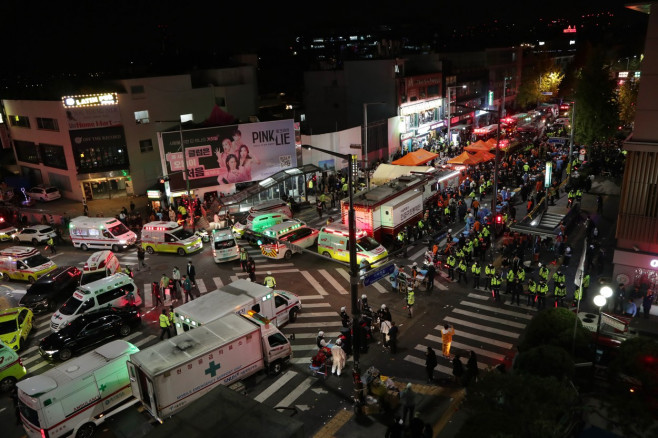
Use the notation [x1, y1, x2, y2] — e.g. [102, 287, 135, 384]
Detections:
[18, 357, 24, 366]
[41, 428, 48, 438]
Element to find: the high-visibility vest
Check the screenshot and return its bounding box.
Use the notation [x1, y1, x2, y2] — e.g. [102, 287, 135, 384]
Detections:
[539, 267, 549, 280]
[447, 256, 456, 267]
[471, 264, 481, 275]
[169, 311, 175, 325]
[554, 285, 566, 297]
[482, 227, 490, 237]
[159, 314, 170, 328]
[538, 283, 548, 295]
[407, 291, 415, 306]
[240, 250, 248, 261]
[458, 261, 467, 272]
[264, 276, 277, 288]
[485, 265, 495, 276]
[491, 277, 502, 287]
[582, 275, 590, 288]
[507, 270, 515, 282]
[528, 281, 537, 294]
[517, 270, 526, 282]
[574, 287, 582, 301]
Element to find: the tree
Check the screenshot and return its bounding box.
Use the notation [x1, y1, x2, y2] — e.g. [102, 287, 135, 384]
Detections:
[617, 78, 639, 128]
[540, 70, 565, 100]
[573, 46, 620, 144]
[518, 307, 591, 361]
[516, 54, 564, 109]
[515, 345, 575, 381]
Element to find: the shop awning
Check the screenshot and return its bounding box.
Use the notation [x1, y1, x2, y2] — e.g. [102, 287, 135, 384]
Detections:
[371, 163, 434, 186]
[486, 138, 499, 148]
[447, 151, 482, 166]
[391, 149, 439, 166]
[464, 141, 492, 152]
[472, 150, 496, 162]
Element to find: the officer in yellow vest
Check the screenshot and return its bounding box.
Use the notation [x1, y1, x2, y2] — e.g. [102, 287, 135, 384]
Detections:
[457, 258, 468, 284]
[506, 269, 516, 294]
[554, 282, 567, 308]
[263, 271, 277, 288]
[406, 290, 415, 318]
[527, 278, 537, 307]
[159, 309, 172, 340]
[446, 254, 457, 281]
[537, 280, 548, 310]
[538, 263, 550, 283]
[168, 305, 176, 327]
[485, 263, 496, 289]
[491, 273, 502, 302]
[471, 261, 481, 289]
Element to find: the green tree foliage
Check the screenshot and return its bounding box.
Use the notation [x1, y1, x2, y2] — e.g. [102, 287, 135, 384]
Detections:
[516, 55, 558, 109]
[514, 345, 575, 381]
[518, 308, 591, 361]
[573, 46, 620, 144]
[617, 79, 639, 127]
[456, 372, 580, 438]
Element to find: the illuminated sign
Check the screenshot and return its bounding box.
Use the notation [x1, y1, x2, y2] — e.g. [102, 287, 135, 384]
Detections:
[650, 260, 658, 268]
[545, 162, 552, 188]
[563, 26, 576, 33]
[62, 93, 119, 108]
[400, 98, 442, 116]
[147, 190, 161, 199]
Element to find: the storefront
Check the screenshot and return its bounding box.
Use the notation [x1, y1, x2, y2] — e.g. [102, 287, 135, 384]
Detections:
[399, 98, 445, 152]
[612, 250, 658, 315]
[78, 171, 133, 200]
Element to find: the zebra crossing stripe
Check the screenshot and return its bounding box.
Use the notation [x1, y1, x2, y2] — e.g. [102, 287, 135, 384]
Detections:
[291, 345, 317, 352]
[197, 279, 207, 294]
[461, 301, 535, 319]
[230, 275, 240, 282]
[233, 263, 295, 270]
[404, 353, 453, 376]
[277, 376, 317, 407]
[22, 344, 40, 356]
[291, 332, 340, 339]
[301, 302, 331, 308]
[467, 293, 490, 301]
[144, 283, 153, 307]
[452, 309, 526, 329]
[254, 370, 298, 403]
[213, 277, 223, 289]
[443, 317, 520, 339]
[301, 271, 328, 296]
[297, 312, 338, 318]
[434, 280, 449, 291]
[22, 354, 44, 366]
[414, 344, 489, 369]
[420, 338, 503, 363]
[410, 247, 427, 261]
[33, 326, 52, 338]
[286, 321, 343, 329]
[370, 280, 388, 294]
[333, 267, 350, 283]
[318, 269, 348, 295]
[27, 360, 51, 374]
[296, 295, 324, 300]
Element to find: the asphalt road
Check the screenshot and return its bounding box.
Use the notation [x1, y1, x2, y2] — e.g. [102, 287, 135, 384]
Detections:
[0, 194, 597, 438]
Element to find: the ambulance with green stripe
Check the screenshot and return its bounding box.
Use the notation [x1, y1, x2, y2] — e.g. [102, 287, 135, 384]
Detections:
[0, 246, 57, 284]
[317, 223, 388, 268]
[140, 221, 203, 256]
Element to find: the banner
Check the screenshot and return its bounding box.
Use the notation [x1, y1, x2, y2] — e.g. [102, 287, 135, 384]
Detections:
[162, 120, 297, 191]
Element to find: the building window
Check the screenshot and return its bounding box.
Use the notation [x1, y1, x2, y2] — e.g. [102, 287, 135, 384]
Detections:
[14, 140, 40, 164]
[9, 115, 30, 128]
[618, 71, 629, 78]
[135, 110, 150, 124]
[76, 145, 129, 172]
[131, 85, 145, 94]
[36, 117, 59, 131]
[39, 144, 67, 170]
[139, 139, 154, 153]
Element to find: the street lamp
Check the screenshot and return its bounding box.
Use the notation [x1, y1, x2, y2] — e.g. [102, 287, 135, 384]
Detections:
[592, 285, 613, 376]
[363, 102, 384, 190]
[446, 85, 466, 148]
[301, 144, 361, 373]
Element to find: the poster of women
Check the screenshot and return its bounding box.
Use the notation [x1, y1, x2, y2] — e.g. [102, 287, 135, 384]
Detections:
[162, 119, 297, 192]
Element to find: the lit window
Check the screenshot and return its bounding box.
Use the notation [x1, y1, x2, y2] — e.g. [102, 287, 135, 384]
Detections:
[634, 72, 641, 78]
[618, 71, 628, 78]
[135, 110, 150, 124]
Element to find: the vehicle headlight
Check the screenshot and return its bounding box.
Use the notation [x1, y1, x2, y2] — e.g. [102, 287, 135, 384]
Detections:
[44, 349, 58, 355]
[120, 240, 127, 244]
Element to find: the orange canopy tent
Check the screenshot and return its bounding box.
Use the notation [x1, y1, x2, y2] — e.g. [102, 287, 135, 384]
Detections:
[486, 138, 499, 148]
[447, 151, 482, 166]
[464, 141, 492, 152]
[391, 148, 439, 166]
[472, 150, 496, 162]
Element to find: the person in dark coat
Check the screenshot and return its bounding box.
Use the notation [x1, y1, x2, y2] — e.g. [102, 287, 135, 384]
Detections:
[186, 260, 196, 286]
[452, 354, 464, 385]
[465, 350, 479, 386]
[425, 346, 438, 383]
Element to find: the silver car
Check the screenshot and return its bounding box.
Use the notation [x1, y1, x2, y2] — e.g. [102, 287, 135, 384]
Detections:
[13, 225, 57, 245]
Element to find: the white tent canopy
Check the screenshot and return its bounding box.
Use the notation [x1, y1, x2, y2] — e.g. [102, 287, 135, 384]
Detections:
[370, 163, 434, 186]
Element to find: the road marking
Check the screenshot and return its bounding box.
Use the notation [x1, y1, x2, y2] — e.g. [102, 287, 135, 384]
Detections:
[234, 269, 300, 277]
[213, 277, 223, 289]
[371, 281, 388, 294]
[297, 312, 337, 318]
[144, 283, 153, 307]
[35, 313, 52, 323]
[296, 295, 324, 300]
[22, 354, 44, 366]
[417, 341, 502, 364]
[427, 332, 513, 350]
[404, 354, 453, 375]
[27, 360, 51, 373]
[47, 253, 62, 259]
[461, 301, 534, 319]
[318, 269, 348, 295]
[334, 268, 350, 283]
[302, 302, 331, 308]
[196, 279, 207, 294]
[410, 247, 427, 261]
[232, 263, 295, 271]
[286, 321, 343, 329]
[452, 308, 526, 329]
[230, 275, 240, 282]
[414, 344, 490, 368]
[33, 326, 51, 338]
[134, 335, 156, 347]
[277, 376, 316, 407]
[291, 332, 340, 339]
[301, 271, 328, 296]
[467, 293, 490, 300]
[443, 317, 520, 339]
[292, 345, 318, 352]
[254, 370, 298, 403]
[22, 344, 40, 355]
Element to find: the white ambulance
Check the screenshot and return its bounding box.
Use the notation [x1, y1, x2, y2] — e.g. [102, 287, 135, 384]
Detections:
[140, 221, 203, 256]
[0, 246, 57, 284]
[212, 228, 240, 263]
[16, 340, 140, 438]
[317, 223, 388, 268]
[69, 216, 137, 252]
[80, 251, 121, 286]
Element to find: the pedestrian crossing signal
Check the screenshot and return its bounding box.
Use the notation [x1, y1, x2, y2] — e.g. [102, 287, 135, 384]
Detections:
[495, 214, 503, 224]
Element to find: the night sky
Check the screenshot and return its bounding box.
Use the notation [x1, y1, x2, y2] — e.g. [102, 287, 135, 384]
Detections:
[1, 1, 646, 80]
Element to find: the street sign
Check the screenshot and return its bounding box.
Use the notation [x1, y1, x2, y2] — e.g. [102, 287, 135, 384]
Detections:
[363, 262, 396, 287]
[541, 91, 553, 95]
[547, 137, 568, 144]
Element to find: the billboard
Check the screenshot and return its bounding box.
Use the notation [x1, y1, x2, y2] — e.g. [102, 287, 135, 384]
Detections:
[161, 120, 297, 191]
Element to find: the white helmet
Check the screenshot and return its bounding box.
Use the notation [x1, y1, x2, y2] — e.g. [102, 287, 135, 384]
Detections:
[381, 304, 387, 310]
[267, 271, 272, 275]
[336, 339, 342, 345]
[362, 294, 367, 299]
[538, 262, 542, 267]
[341, 306, 346, 312]
[318, 331, 324, 337]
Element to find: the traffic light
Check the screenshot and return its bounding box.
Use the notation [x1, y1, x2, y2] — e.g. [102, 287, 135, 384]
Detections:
[495, 214, 503, 225]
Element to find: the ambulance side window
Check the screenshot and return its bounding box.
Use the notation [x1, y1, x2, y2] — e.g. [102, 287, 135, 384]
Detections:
[268, 332, 288, 348]
[274, 295, 287, 308]
[80, 299, 94, 312]
[165, 234, 176, 242]
[17, 261, 27, 269]
[251, 303, 261, 313]
[103, 230, 112, 239]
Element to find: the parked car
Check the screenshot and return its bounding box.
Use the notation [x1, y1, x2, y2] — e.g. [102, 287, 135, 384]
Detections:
[0, 306, 33, 351]
[26, 186, 61, 202]
[13, 225, 57, 244]
[39, 306, 141, 361]
[19, 266, 82, 313]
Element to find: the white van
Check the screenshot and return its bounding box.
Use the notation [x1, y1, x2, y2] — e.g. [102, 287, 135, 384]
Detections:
[0, 246, 57, 284]
[50, 273, 141, 332]
[140, 221, 203, 256]
[317, 223, 388, 268]
[80, 250, 121, 286]
[16, 340, 140, 438]
[69, 216, 137, 252]
[232, 200, 292, 237]
[212, 228, 240, 263]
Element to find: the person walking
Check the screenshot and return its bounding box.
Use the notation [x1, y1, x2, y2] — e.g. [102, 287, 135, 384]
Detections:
[182, 275, 194, 303]
[452, 354, 465, 385]
[263, 271, 277, 288]
[159, 273, 170, 303]
[186, 261, 196, 287]
[425, 262, 436, 292]
[239, 247, 249, 272]
[159, 309, 172, 340]
[491, 273, 502, 303]
[46, 236, 57, 254]
[441, 324, 455, 359]
[171, 266, 181, 302]
[406, 289, 415, 318]
[400, 383, 416, 425]
[331, 339, 347, 376]
[151, 281, 163, 306]
[340, 306, 350, 328]
[387, 321, 398, 354]
[425, 346, 438, 383]
[168, 305, 176, 328]
[380, 318, 392, 346]
[137, 246, 146, 270]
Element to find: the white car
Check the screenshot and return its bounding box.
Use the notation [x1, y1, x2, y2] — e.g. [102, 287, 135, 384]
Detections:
[13, 225, 57, 245]
[26, 186, 61, 202]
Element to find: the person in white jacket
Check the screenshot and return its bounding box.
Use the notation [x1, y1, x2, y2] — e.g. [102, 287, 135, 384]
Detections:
[331, 339, 347, 376]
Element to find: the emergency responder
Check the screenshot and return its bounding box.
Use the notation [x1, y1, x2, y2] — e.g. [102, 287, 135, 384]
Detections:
[491, 273, 502, 302]
[168, 305, 176, 327]
[485, 263, 496, 289]
[567, 189, 575, 208]
[240, 247, 249, 272]
[46, 236, 56, 254]
[379, 304, 392, 322]
[581, 273, 591, 301]
[398, 266, 409, 294]
[506, 268, 516, 295]
[417, 219, 425, 238]
[552, 270, 566, 288]
[573, 284, 583, 307]
[538, 263, 550, 283]
[397, 230, 407, 256]
[159, 309, 172, 340]
[575, 188, 583, 202]
[510, 272, 522, 306]
[340, 306, 350, 328]
[537, 280, 548, 310]
[406, 289, 415, 318]
[263, 271, 276, 288]
[554, 282, 567, 308]
[515, 266, 526, 299]
[471, 260, 481, 289]
[446, 253, 457, 281]
[457, 258, 468, 284]
[527, 278, 537, 307]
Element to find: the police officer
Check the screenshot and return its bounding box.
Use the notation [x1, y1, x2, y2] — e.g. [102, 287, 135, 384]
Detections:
[457, 258, 468, 284]
[340, 306, 350, 328]
[446, 253, 457, 281]
[168, 305, 176, 328]
[46, 236, 56, 254]
[159, 309, 172, 340]
[406, 289, 415, 318]
[537, 280, 548, 310]
[491, 273, 502, 302]
[471, 260, 481, 289]
[554, 282, 567, 308]
[552, 270, 566, 288]
[263, 271, 276, 288]
[527, 278, 537, 307]
[506, 268, 516, 295]
[239, 247, 249, 272]
[485, 263, 496, 289]
[538, 263, 550, 283]
[379, 304, 392, 322]
[573, 285, 583, 307]
[510, 272, 522, 306]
